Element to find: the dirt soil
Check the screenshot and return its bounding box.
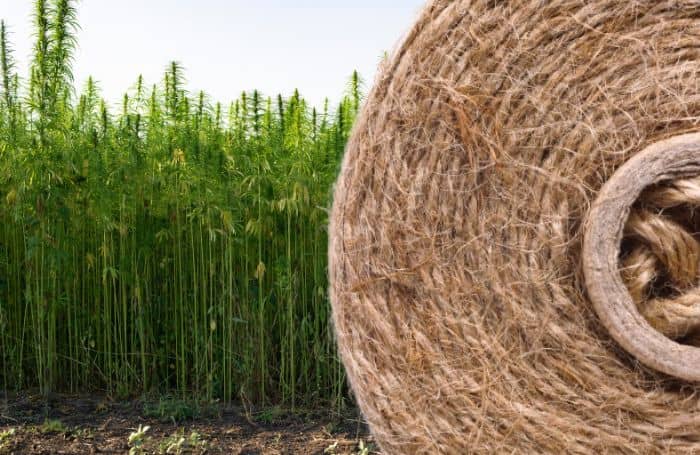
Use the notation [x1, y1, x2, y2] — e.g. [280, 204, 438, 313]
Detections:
[0, 393, 375, 454]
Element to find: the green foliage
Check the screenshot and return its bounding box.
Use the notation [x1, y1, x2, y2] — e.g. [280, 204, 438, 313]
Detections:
[143, 396, 219, 423]
[0, 427, 16, 451]
[157, 429, 208, 454]
[128, 424, 151, 455]
[0, 0, 360, 406]
[254, 405, 286, 424]
[39, 419, 67, 434]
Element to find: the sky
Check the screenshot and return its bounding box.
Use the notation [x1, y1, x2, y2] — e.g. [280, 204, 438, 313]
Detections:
[1, 0, 425, 109]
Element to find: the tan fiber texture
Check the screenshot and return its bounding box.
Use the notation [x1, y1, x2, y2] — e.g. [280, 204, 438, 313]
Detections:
[625, 184, 700, 340]
[329, 1, 700, 453]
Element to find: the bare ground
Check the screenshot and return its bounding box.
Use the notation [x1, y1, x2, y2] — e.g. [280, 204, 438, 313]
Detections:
[0, 393, 375, 454]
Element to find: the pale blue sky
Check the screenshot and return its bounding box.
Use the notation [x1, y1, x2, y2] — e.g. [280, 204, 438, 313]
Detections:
[1, 0, 424, 108]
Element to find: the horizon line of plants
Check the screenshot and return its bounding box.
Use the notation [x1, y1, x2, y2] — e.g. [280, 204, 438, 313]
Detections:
[0, 0, 362, 408]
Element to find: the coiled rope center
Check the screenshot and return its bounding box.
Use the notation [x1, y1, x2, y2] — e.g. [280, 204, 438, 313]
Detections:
[584, 132, 700, 381]
[623, 181, 700, 342]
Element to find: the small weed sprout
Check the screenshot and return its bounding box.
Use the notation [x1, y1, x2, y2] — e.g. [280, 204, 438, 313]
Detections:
[128, 424, 150, 455]
[40, 419, 67, 434]
[159, 429, 208, 454]
[164, 435, 185, 454]
[0, 428, 15, 450]
[356, 439, 371, 455]
[188, 430, 206, 449]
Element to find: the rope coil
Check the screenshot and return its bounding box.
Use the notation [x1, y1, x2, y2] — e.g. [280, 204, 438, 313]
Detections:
[583, 133, 700, 381]
[624, 184, 700, 340]
[330, 1, 700, 452]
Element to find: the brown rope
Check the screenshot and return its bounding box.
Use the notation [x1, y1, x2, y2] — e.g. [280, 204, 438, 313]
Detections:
[623, 181, 700, 340]
[329, 0, 700, 452]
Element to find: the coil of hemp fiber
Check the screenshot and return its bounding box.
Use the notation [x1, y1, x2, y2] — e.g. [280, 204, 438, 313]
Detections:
[329, 0, 700, 453]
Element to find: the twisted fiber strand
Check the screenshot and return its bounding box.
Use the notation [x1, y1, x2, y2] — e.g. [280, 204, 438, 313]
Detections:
[621, 246, 658, 304]
[644, 176, 700, 208]
[622, 183, 700, 340]
[330, 0, 700, 453]
[623, 242, 700, 339]
[642, 290, 700, 339]
[625, 210, 700, 288]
